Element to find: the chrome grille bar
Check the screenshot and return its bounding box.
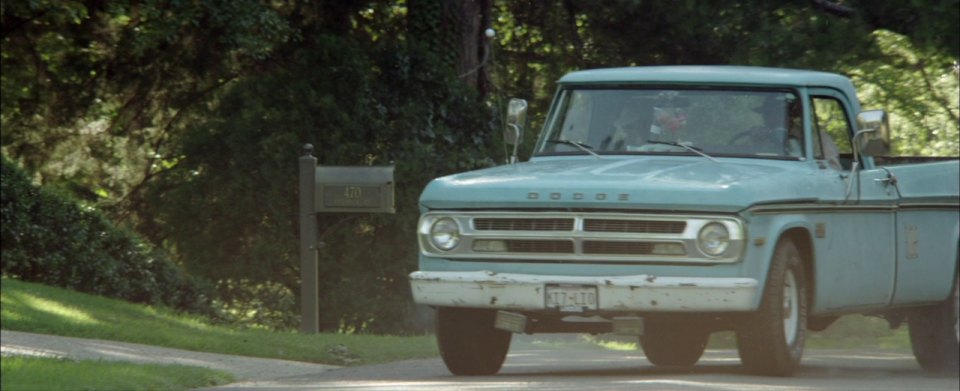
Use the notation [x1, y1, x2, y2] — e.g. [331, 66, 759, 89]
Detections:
[583, 219, 685, 234]
[474, 218, 574, 231]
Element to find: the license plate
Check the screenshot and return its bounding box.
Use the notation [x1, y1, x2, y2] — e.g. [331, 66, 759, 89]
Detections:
[545, 284, 598, 312]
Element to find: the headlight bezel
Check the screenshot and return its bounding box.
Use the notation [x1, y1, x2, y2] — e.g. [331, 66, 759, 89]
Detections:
[697, 222, 731, 257]
[428, 217, 461, 251]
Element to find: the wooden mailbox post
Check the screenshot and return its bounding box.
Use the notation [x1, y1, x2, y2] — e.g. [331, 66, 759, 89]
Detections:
[298, 144, 394, 333]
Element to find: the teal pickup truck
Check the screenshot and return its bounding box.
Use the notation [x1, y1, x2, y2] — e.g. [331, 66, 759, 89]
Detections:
[408, 66, 959, 377]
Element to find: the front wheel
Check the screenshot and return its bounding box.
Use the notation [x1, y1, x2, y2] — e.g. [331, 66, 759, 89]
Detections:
[736, 239, 808, 376]
[639, 319, 709, 367]
[436, 308, 512, 376]
[907, 269, 959, 373]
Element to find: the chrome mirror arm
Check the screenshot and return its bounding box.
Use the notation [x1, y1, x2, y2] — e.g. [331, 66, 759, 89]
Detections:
[844, 129, 874, 201]
[508, 123, 521, 164]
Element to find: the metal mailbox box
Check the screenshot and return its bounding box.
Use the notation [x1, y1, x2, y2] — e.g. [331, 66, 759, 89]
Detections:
[314, 166, 395, 214]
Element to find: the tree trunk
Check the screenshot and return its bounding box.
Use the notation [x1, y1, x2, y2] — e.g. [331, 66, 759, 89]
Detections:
[408, 0, 491, 96]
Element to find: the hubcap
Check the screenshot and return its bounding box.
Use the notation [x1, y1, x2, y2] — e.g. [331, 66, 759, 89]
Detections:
[783, 269, 799, 345]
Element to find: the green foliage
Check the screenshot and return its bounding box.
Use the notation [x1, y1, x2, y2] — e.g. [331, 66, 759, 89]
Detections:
[0, 155, 213, 315]
[848, 31, 959, 156]
[1, 0, 294, 204]
[849, 0, 960, 58]
[136, 33, 495, 332]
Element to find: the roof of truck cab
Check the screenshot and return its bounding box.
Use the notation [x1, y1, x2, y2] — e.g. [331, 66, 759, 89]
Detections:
[558, 66, 856, 91]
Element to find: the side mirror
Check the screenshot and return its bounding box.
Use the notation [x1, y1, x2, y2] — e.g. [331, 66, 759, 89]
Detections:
[855, 110, 891, 156]
[504, 98, 528, 164]
[504, 98, 528, 146]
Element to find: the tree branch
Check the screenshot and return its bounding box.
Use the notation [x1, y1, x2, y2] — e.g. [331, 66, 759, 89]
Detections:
[1, 10, 49, 39]
[915, 61, 960, 125]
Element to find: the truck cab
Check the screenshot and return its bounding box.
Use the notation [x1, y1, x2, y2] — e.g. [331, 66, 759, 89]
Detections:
[409, 66, 960, 377]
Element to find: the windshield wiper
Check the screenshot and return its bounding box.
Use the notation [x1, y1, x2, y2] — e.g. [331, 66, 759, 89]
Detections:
[646, 140, 718, 162]
[547, 139, 602, 159]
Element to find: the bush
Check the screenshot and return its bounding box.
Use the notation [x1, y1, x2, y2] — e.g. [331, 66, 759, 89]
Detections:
[0, 155, 215, 316]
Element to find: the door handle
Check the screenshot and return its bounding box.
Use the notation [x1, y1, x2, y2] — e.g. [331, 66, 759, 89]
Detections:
[874, 173, 897, 186]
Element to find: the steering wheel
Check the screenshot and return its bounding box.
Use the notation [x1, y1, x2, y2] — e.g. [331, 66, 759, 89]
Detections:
[728, 126, 788, 153]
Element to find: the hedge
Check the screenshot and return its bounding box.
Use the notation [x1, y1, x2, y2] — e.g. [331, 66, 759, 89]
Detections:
[1, 155, 214, 315]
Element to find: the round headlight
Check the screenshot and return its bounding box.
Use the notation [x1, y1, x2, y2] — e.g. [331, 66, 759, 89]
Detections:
[698, 222, 730, 256]
[429, 218, 461, 251]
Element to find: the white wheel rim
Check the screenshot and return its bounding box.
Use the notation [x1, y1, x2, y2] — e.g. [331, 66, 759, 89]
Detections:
[783, 269, 799, 346]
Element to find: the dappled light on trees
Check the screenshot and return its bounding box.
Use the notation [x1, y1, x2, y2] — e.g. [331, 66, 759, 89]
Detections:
[1, 0, 957, 333]
[848, 30, 959, 156]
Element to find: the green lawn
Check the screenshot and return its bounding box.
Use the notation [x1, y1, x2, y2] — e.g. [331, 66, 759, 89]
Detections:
[0, 278, 438, 366]
[1, 356, 234, 391]
[0, 278, 442, 390]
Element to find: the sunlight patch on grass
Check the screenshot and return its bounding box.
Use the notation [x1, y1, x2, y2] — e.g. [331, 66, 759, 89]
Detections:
[4, 291, 100, 326]
[24, 296, 100, 325]
[593, 339, 637, 351]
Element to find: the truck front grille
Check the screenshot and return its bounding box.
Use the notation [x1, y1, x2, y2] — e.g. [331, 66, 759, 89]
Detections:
[420, 211, 744, 264]
[474, 218, 574, 231]
[583, 219, 685, 234]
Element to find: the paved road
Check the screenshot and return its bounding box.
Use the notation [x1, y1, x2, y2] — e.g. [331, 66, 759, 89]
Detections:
[3, 330, 957, 390]
[204, 336, 959, 391]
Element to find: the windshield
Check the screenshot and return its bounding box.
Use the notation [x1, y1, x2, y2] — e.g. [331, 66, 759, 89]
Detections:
[537, 88, 804, 160]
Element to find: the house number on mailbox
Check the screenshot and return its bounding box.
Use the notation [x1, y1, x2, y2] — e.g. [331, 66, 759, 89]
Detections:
[344, 186, 362, 199]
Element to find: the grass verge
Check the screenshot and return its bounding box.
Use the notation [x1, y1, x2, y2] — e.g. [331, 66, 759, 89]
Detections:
[1, 356, 233, 391]
[1, 278, 437, 366]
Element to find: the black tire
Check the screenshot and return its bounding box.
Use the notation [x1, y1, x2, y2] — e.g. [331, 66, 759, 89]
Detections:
[736, 239, 808, 377]
[907, 268, 959, 373]
[436, 307, 512, 376]
[639, 319, 709, 367]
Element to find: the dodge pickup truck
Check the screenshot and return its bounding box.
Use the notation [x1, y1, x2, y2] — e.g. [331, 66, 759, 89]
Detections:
[408, 66, 959, 377]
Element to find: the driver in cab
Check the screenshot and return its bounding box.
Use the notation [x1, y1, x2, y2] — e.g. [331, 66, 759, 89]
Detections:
[633, 91, 692, 152]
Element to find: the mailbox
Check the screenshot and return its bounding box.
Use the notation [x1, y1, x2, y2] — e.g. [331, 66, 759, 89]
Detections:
[298, 144, 396, 334]
[314, 166, 395, 214]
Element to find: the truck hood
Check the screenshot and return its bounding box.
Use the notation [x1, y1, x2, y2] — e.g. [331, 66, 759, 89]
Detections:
[420, 156, 831, 212]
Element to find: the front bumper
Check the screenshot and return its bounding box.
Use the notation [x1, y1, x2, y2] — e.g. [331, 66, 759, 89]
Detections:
[409, 271, 759, 312]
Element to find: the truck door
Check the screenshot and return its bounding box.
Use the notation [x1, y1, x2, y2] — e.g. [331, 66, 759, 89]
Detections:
[807, 90, 898, 311]
[887, 161, 960, 305]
